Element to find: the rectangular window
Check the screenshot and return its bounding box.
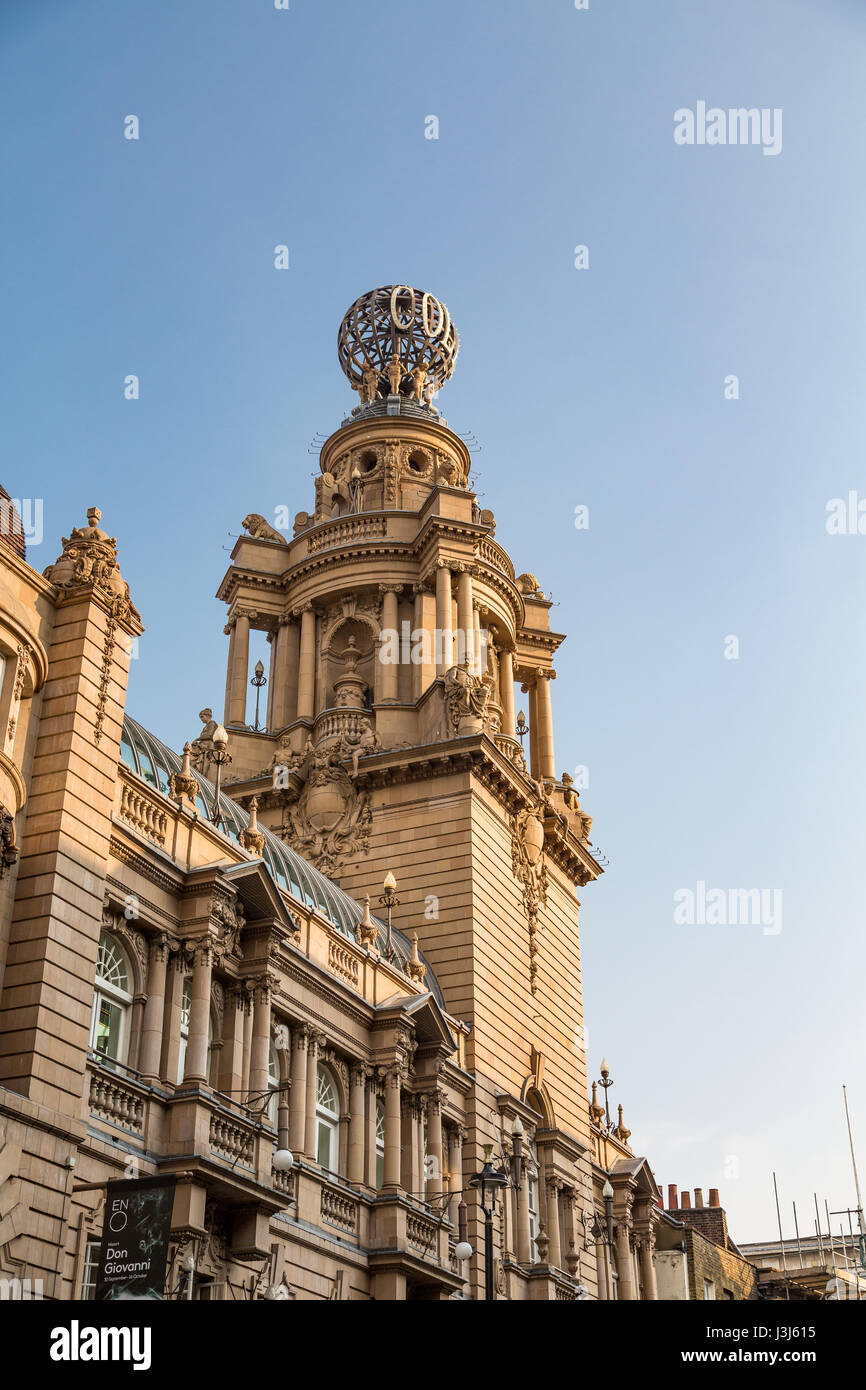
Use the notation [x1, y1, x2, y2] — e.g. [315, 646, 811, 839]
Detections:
[317, 1120, 334, 1171]
[703, 1278, 716, 1300]
[81, 1238, 100, 1300]
[528, 1173, 539, 1262]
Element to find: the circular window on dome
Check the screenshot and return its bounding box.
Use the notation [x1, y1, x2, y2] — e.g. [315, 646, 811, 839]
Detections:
[407, 452, 428, 475]
[359, 450, 378, 473]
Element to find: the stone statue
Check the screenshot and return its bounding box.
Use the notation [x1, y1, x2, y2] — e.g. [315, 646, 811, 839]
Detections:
[443, 663, 494, 735]
[423, 378, 437, 410]
[190, 708, 219, 777]
[387, 355, 404, 396]
[517, 573, 546, 599]
[409, 364, 427, 403]
[360, 360, 380, 405]
[242, 513, 286, 543]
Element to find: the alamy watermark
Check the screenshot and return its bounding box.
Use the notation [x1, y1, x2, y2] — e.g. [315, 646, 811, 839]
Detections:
[674, 103, 782, 157]
[673, 880, 782, 936]
[0, 496, 42, 547]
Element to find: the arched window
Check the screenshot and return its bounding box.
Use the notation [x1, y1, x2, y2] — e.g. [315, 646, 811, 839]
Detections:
[177, 975, 192, 1083]
[315, 1064, 340, 1172]
[267, 1044, 280, 1126]
[527, 1139, 540, 1263]
[375, 1099, 385, 1188]
[89, 932, 133, 1066]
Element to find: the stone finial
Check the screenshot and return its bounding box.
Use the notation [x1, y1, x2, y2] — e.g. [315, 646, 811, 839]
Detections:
[535, 1227, 550, 1264]
[406, 931, 426, 984]
[239, 795, 266, 856]
[589, 1081, 605, 1127]
[169, 742, 199, 806]
[43, 506, 141, 622]
[614, 1103, 631, 1144]
[355, 895, 379, 950]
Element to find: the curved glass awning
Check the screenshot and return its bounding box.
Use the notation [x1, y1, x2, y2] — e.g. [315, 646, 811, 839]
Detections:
[119, 713, 443, 1007]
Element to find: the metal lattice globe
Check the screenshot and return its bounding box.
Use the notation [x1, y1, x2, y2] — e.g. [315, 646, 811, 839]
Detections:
[337, 285, 459, 403]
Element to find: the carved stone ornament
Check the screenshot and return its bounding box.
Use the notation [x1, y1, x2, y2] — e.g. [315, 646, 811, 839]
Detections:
[282, 740, 372, 879]
[511, 802, 548, 994]
[42, 507, 141, 623]
[169, 742, 199, 804]
[242, 513, 286, 543]
[443, 662, 494, 735]
[211, 895, 245, 960]
[0, 805, 18, 877]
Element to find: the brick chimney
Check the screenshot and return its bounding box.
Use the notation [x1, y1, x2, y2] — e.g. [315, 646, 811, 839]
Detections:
[680, 1191, 691, 1209]
[671, 1184, 729, 1249]
[694, 1188, 704, 1208]
[709, 1189, 720, 1207]
[668, 1184, 678, 1210]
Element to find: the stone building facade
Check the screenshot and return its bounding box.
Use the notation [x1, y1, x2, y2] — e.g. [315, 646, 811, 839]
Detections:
[0, 286, 669, 1301]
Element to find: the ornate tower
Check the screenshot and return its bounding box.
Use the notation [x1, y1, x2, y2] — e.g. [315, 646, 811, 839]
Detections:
[216, 287, 603, 1292]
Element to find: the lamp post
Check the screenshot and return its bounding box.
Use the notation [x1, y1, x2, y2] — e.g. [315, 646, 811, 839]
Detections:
[210, 724, 231, 828]
[250, 659, 267, 731]
[469, 1145, 509, 1301]
[379, 871, 399, 960]
[515, 709, 528, 746]
[598, 1057, 613, 1129]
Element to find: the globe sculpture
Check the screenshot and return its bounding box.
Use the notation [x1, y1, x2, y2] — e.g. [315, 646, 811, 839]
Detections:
[337, 285, 459, 407]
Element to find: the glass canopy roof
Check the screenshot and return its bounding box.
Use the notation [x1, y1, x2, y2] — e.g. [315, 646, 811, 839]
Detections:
[119, 713, 442, 1005]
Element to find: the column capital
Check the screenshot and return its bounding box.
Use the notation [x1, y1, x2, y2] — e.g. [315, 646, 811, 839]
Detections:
[293, 601, 315, 618]
[378, 582, 404, 595]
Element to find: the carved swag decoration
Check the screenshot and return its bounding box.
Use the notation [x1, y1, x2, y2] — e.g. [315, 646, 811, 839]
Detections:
[510, 800, 548, 994]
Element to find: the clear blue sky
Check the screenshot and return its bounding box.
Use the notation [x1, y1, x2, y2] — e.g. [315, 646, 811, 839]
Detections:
[3, 0, 865, 1242]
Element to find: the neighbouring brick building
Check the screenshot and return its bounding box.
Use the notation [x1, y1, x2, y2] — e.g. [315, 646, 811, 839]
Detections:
[1, 285, 680, 1301]
[655, 1185, 758, 1300]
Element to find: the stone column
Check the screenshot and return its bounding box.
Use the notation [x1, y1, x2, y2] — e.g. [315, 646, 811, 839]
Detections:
[138, 934, 169, 1082]
[242, 989, 253, 1096]
[365, 1074, 380, 1188]
[528, 680, 540, 777]
[546, 1178, 563, 1269]
[348, 1064, 367, 1185]
[223, 620, 236, 724]
[500, 648, 516, 736]
[228, 610, 251, 726]
[296, 605, 317, 722]
[248, 977, 272, 1100]
[182, 938, 214, 1085]
[402, 1095, 421, 1194]
[383, 1068, 402, 1189]
[289, 1024, 308, 1156]
[447, 1128, 463, 1227]
[536, 669, 556, 780]
[304, 1031, 321, 1160]
[379, 585, 401, 701]
[413, 584, 436, 698]
[270, 618, 295, 731]
[435, 564, 454, 675]
[219, 984, 248, 1099]
[596, 1239, 610, 1299]
[639, 1232, 658, 1300]
[473, 606, 482, 677]
[426, 1091, 443, 1198]
[614, 1220, 637, 1301]
[456, 568, 474, 669]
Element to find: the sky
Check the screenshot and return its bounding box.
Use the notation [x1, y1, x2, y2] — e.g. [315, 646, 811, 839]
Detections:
[2, 0, 865, 1243]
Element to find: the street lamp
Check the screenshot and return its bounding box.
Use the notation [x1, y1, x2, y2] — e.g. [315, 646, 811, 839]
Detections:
[250, 659, 267, 731]
[602, 1176, 615, 1246]
[210, 724, 231, 828]
[379, 871, 399, 960]
[469, 1145, 510, 1301]
[598, 1057, 614, 1129]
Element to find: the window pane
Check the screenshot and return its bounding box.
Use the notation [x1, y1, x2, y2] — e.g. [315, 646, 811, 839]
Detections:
[93, 995, 122, 1059]
[317, 1120, 332, 1170]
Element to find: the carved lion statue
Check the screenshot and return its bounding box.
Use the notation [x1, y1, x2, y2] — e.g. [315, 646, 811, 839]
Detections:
[517, 573, 545, 598]
[242, 513, 285, 543]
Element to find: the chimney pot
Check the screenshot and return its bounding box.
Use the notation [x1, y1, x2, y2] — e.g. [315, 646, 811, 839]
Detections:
[668, 1184, 678, 1210]
[695, 1188, 704, 1208]
[709, 1188, 720, 1208]
[680, 1191, 691, 1209]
